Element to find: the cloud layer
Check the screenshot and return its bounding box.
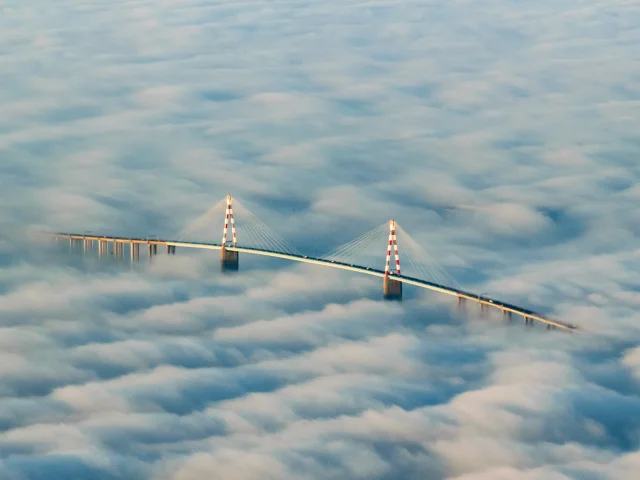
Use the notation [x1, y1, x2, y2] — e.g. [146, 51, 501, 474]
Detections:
[1, 0, 640, 479]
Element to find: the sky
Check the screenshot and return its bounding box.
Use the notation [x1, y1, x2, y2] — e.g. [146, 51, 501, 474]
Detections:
[1, 0, 640, 478]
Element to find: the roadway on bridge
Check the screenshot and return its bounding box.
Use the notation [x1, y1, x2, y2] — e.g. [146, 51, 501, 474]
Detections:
[51, 232, 578, 332]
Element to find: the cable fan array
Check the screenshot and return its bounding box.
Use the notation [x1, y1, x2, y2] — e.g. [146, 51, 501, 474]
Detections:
[394, 223, 461, 289]
[173, 194, 461, 289]
[320, 221, 389, 269]
[320, 221, 461, 289]
[174, 197, 301, 256]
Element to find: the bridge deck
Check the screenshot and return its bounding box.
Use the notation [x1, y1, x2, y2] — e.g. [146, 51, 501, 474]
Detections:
[51, 233, 579, 332]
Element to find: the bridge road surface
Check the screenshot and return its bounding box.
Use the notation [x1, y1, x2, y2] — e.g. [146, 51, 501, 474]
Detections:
[51, 232, 580, 333]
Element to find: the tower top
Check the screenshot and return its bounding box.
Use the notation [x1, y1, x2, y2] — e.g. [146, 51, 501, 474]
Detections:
[222, 194, 237, 247]
[385, 220, 401, 276]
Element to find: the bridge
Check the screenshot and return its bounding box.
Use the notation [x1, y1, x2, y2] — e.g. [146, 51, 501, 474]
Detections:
[47, 195, 579, 333]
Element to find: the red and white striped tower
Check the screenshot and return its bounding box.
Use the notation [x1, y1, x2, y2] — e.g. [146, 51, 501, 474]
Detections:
[221, 194, 238, 247]
[220, 194, 240, 271]
[383, 220, 402, 300]
[229, 195, 237, 247]
[384, 220, 401, 276]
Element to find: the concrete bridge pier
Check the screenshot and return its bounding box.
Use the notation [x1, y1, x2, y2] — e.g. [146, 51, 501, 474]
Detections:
[130, 243, 140, 262]
[166, 245, 176, 255]
[383, 275, 402, 301]
[456, 295, 466, 313]
[220, 246, 239, 272]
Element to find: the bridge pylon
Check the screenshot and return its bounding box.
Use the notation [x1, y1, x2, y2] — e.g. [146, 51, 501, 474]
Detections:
[220, 194, 239, 271]
[383, 220, 402, 301]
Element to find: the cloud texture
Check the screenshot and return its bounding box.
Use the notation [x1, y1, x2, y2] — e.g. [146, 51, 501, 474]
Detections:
[1, 0, 640, 479]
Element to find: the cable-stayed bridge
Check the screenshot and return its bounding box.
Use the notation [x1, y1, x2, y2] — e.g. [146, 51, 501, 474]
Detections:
[48, 195, 579, 332]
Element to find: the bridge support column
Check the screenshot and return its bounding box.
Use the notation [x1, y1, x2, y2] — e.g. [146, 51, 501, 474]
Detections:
[383, 275, 402, 301]
[148, 244, 153, 257]
[220, 246, 239, 272]
[456, 295, 466, 312]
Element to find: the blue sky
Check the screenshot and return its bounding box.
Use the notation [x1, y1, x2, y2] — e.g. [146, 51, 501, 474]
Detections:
[1, 1, 640, 479]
